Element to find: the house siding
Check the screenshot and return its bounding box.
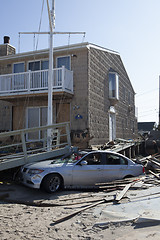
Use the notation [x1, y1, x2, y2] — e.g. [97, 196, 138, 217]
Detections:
[88, 47, 137, 145]
[88, 47, 110, 145]
[0, 44, 16, 57]
[0, 42, 137, 148]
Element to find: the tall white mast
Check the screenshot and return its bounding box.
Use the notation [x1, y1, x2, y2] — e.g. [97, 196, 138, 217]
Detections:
[19, 0, 85, 150]
[46, 0, 55, 149]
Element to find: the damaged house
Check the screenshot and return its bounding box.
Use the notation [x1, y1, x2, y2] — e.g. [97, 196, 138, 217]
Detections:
[0, 37, 137, 148]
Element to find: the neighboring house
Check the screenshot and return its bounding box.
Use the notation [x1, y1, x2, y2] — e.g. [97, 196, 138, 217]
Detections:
[138, 122, 156, 135]
[138, 122, 156, 132]
[0, 36, 137, 148]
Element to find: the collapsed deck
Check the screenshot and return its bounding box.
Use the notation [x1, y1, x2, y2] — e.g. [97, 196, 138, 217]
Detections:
[0, 122, 72, 171]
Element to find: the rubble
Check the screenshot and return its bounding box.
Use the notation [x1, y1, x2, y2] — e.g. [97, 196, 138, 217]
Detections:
[1, 168, 160, 239]
[1, 148, 160, 239]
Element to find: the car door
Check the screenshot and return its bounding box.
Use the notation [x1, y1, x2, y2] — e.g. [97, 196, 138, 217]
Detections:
[72, 152, 104, 186]
[102, 153, 128, 181]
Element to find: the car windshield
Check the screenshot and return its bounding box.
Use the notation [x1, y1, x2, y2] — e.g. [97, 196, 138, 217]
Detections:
[51, 153, 82, 164]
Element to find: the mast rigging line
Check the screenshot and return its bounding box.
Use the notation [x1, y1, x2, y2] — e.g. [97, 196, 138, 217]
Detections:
[36, 0, 45, 51]
[19, 31, 86, 35]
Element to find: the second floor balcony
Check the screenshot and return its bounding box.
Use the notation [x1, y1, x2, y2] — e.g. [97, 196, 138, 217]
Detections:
[0, 66, 73, 98]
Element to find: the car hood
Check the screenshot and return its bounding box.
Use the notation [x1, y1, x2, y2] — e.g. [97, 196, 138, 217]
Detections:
[23, 160, 74, 169]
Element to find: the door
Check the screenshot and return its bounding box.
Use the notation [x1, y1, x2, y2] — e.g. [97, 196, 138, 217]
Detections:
[56, 103, 70, 142]
[72, 152, 104, 186]
[109, 112, 116, 141]
[56, 56, 71, 86]
[27, 107, 47, 140]
[13, 62, 25, 89]
[27, 108, 40, 140]
[56, 103, 70, 123]
[103, 153, 128, 181]
[28, 61, 41, 88]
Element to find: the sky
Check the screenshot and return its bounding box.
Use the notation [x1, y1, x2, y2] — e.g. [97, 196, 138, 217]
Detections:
[0, 0, 160, 124]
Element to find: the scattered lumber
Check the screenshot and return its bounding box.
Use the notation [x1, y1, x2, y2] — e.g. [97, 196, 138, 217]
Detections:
[50, 197, 114, 226]
[115, 178, 144, 202]
[130, 191, 160, 200]
[51, 178, 144, 225]
[115, 183, 132, 202]
[148, 170, 160, 180]
[150, 159, 160, 168]
[1, 198, 62, 207]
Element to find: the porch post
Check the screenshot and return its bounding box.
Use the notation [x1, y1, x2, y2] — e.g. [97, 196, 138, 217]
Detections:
[28, 70, 31, 92]
[62, 65, 65, 90]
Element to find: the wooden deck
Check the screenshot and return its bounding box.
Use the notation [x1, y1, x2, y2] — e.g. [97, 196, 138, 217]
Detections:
[0, 122, 71, 171]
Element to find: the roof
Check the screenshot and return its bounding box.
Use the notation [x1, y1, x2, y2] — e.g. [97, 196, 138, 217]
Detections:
[0, 42, 120, 61]
[138, 122, 156, 132]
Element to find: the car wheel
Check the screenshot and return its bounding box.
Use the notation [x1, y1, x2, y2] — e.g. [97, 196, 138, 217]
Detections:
[41, 174, 63, 193]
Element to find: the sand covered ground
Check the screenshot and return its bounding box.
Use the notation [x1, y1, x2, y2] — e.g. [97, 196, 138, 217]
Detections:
[0, 180, 160, 240]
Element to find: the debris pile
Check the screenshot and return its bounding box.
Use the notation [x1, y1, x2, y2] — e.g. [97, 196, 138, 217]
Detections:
[138, 153, 160, 176]
[1, 169, 160, 239]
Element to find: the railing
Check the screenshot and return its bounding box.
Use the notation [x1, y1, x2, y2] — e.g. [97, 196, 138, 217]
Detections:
[0, 122, 72, 171]
[0, 66, 73, 95]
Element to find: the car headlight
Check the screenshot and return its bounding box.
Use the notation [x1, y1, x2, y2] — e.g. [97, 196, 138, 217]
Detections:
[28, 169, 44, 175]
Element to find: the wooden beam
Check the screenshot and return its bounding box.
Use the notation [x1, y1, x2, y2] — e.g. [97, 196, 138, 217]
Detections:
[149, 170, 160, 180]
[115, 183, 132, 201]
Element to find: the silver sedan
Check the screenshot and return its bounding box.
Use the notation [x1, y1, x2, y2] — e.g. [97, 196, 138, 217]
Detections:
[20, 150, 144, 193]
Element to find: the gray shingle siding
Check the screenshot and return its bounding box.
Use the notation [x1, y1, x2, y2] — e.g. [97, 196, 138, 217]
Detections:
[88, 47, 137, 145]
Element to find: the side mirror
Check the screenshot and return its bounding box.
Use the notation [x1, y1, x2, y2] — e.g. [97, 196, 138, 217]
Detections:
[80, 160, 88, 166]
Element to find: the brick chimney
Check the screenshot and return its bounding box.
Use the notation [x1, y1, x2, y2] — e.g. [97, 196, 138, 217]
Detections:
[0, 36, 16, 56]
[4, 36, 10, 44]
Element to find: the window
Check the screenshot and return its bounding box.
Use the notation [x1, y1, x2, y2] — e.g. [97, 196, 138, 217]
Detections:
[106, 153, 128, 165]
[27, 107, 47, 140]
[41, 60, 49, 70]
[28, 60, 49, 89]
[28, 61, 40, 71]
[13, 62, 25, 89]
[13, 62, 24, 73]
[28, 60, 49, 71]
[57, 56, 71, 70]
[109, 72, 119, 100]
[82, 153, 102, 165]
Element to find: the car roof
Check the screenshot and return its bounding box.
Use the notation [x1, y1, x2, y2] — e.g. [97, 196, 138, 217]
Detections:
[84, 150, 131, 159]
[85, 150, 119, 154]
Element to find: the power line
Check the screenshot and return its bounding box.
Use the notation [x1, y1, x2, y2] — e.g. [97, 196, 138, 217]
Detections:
[136, 88, 159, 97]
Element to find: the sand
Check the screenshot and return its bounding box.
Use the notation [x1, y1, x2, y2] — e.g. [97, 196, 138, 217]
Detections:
[0, 182, 160, 240]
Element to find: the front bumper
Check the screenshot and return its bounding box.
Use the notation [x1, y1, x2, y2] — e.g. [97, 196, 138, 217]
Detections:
[20, 171, 43, 189]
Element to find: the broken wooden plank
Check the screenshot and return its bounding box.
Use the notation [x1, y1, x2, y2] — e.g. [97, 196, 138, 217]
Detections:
[115, 178, 143, 202]
[150, 159, 160, 168]
[149, 170, 160, 180]
[50, 197, 114, 226]
[115, 183, 132, 201]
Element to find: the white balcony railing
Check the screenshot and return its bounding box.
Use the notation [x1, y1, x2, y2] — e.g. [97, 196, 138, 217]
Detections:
[0, 66, 73, 96]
